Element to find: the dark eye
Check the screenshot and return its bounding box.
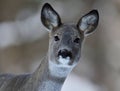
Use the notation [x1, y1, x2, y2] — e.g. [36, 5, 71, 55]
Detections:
[54, 36, 60, 41]
[74, 38, 80, 43]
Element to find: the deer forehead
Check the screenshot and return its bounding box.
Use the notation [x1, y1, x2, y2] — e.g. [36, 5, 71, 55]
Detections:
[52, 24, 81, 37]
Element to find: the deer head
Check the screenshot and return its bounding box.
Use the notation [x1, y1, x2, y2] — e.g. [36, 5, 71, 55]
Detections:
[41, 3, 99, 69]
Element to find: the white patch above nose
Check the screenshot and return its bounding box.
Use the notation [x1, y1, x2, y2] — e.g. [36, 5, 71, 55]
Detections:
[58, 56, 70, 65]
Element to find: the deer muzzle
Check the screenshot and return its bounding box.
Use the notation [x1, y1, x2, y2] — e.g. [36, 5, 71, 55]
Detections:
[58, 49, 72, 59]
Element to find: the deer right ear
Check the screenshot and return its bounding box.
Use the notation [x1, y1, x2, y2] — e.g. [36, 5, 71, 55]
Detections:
[41, 3, 62, 31]
[77, 10, 99, 36]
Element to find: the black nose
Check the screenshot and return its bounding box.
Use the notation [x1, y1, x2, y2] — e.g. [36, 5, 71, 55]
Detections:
[58, 49, 72, 58]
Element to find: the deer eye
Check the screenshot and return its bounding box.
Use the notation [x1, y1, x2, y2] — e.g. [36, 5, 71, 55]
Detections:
[74, 38, 80, 44]
[54, 36, 60, 41]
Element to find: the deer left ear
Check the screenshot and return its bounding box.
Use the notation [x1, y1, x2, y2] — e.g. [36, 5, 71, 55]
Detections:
[77, 10, 99, 36]
[41, 3, 62, 31]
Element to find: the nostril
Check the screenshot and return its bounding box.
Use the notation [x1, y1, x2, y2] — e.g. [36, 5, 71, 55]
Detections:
[58, 49, 72, 58]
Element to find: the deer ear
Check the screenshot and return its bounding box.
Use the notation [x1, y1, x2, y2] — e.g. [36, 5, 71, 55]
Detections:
[77, 10, 99, 36]
[41, 3, 62, 31]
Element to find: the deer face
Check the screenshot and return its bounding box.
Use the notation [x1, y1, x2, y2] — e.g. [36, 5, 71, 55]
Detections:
[47, 24, 83, 67]
[41, 3, 99, 67]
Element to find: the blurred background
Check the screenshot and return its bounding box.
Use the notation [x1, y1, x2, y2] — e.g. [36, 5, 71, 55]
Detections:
[0, 0, 120, 91]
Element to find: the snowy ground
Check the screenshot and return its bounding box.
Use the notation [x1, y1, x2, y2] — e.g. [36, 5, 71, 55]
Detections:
[62, 73, 101, 91]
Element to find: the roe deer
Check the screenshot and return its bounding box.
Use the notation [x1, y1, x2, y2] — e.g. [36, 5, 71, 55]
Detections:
[0, 3, 99, 91]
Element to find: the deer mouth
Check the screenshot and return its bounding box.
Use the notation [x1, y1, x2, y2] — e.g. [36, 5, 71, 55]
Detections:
[57, 49, 72, 65]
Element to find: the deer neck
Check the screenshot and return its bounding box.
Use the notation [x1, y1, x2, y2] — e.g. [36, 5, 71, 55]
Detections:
[30, 56, 72, 91]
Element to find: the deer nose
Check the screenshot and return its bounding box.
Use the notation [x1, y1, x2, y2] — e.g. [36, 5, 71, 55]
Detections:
[58, 49, 72, 58]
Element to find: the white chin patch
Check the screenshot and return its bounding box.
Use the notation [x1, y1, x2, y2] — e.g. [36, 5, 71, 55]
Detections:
[58, 56, 70, 65]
